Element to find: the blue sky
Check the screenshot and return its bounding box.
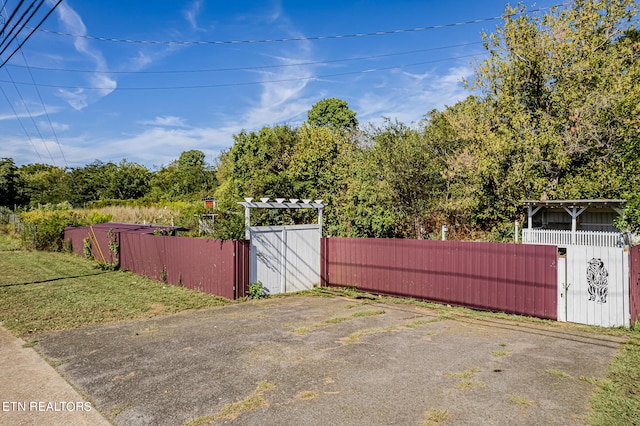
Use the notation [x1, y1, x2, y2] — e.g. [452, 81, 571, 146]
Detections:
[0, 0, 558, 169]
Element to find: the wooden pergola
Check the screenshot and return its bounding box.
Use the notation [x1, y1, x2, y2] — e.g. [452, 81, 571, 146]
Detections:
[237, 197, 325, 240]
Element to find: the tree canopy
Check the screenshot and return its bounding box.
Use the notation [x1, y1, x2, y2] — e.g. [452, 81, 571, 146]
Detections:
[307, 98, 358, 132]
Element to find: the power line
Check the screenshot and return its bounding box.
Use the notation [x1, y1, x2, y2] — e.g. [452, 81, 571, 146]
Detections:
[0, 52, 489, 91]
[7, 41, 487, 75]
[0, 0, 25, 42]
[0, 0, 62, 69]
[31, 7, 553, 46]
[0, 82, 42, 162]
[0, 0, 65, 167]
[2, 65, 56, 165]
[0, 0, 44, 58]
[19, 49, 67, 167]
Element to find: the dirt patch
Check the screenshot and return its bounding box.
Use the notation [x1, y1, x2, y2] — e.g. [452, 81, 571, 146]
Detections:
[34, 296, 625, 425]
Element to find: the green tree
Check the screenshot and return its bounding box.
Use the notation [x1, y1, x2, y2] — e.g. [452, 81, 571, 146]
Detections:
[455, 0, 639, 234]
[18, 163, 68, 206]
[328, 145, 400, 238]
[0, 158, 20, 207]
[286, 124, 356, 226]
[367, 119, 446, 238]
[104, 160, 151, 200]
[307, 98, 358, 132]
[216, 126, 297, 205]
[58, 160, 115, 206]
[149, 150, 216, 200]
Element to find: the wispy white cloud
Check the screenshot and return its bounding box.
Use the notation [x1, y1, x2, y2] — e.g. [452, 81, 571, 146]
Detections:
[2, 133, 70, 167]
[41, 121, 70, 132]
[56, 88, 87, 110]
[130, 51, 153, 70]
[54, 2, 117, 110]
[402, 70, 432, 82]
[5, 124, 235, 168]
[356, 63, 474, 126]
[264, 1, 283, 23]
[139, 116, 190, 128]
[238, 6, 317, 129]
[235, 1, 282, 24]
[183, 0, 203, 30]
[100, 126, 236, 167]
[0, 99, 61, 121]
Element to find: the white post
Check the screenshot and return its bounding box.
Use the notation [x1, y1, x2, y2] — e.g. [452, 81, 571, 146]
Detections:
[515, 220, 519, 244]
[244, 206, 251, 240]
[441, 225, 448, 241]
[527, 205, 542, 229]
[571, 207, 577, 245]
[563, 206, 586, 246]
[281, 228, 287, 293]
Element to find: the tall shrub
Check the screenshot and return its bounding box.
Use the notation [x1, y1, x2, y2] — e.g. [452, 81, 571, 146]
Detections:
[18, 206, 112, 251]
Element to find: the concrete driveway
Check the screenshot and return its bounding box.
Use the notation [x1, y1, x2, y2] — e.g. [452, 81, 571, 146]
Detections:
[32, 295, 624, 425]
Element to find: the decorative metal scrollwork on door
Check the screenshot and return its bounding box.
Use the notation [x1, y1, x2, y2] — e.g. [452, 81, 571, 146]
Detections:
[587, 258, 608, 303]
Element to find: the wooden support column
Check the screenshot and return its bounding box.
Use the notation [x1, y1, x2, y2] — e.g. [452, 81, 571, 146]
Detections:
[563, 206, 587, 245]
[244, 206, 251, 240]
[528, 205, 542, 229]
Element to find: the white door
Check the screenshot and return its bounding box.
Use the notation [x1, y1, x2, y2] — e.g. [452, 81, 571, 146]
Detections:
[250, 224, 320, 295]
[565, 245, 629, 327]
[250, 227, 283, 296]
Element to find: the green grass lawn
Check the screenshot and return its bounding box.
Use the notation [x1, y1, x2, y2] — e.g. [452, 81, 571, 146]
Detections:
[0, 249, 231, 336]
[586, 337, 640, 425]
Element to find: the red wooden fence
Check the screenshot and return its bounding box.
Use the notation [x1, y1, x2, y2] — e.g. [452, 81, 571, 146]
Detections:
[321, 238, 558, 320]
[64, 225, 249, 300]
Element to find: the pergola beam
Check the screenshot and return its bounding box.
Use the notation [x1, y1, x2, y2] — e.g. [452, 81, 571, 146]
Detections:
[238, 198, 325, 241]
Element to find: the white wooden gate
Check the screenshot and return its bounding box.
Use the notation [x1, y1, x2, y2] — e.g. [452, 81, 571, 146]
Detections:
[249, 224, 320, 295]
[557, 245, 629, 327]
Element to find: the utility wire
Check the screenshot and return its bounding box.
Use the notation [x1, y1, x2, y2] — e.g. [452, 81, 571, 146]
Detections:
[7, 41, 487, 75]
[0, 82, 42, 162]
[3, 66, 56, 165]
[0, 0, 24, 42]
[0, 0, 43, 56]
[0, 52, 489, 91]
[19, 49, 67, 167]
[31, 7, 552, 45]
[0, 0, 62, 69]
[0, 0, 65, 166]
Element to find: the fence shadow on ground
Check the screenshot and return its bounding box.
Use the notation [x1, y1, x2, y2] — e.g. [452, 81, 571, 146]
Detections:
[0, 271, 112, 287]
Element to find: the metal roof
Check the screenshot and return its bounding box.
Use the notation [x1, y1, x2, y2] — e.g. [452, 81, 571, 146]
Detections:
[521, 199, 627, 209]
[69, 222, 185, 234]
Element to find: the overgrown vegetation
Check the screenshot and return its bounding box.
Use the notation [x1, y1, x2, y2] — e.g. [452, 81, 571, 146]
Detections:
[248, 281, 267, 299]
[0, 224, 21, 251]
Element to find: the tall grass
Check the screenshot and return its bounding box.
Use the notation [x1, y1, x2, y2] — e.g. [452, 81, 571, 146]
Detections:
[81, 205, 182, 226]
[0, 224, 21, 251]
